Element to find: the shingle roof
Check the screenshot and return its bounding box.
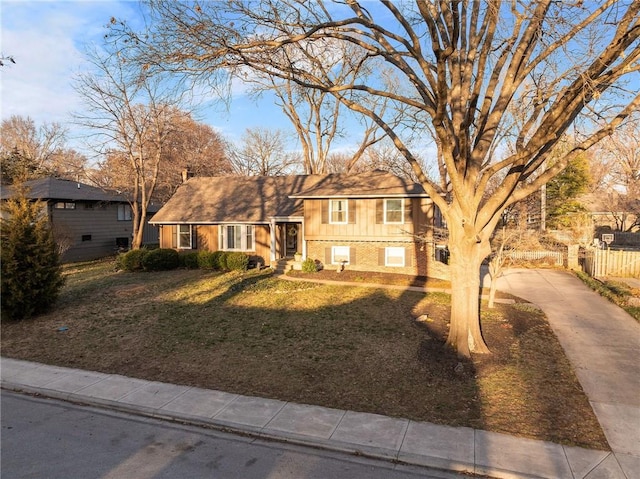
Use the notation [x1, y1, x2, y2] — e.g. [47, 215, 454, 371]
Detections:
[1, 177, 128, 203]
[150, 171, 428, 225]
[290, 170, 428, 198]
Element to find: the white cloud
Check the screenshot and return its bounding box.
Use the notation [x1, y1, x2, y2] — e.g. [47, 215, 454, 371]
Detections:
[0, 1, 137, 127]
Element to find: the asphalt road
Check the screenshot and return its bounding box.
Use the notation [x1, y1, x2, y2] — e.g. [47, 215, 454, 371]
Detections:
[1, 391, 465, 479]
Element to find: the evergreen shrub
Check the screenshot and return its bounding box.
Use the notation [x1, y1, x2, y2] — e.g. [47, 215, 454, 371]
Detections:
[1, 193, 65, 320]
[302, 257, 318, 273]
[141, 248, 179, 271]
[227, 252, 249, 271]
[197, 250, 216, 269]
[180, 251, 199, 269]
[118, 248, 148, 271]
[215, 251, 229, 270]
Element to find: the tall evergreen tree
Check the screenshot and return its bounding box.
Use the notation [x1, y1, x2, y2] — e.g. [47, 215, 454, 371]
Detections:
[1, 186, 65, 320]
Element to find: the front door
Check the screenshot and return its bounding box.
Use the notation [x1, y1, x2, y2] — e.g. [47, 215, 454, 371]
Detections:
[285, 224, 298, 256]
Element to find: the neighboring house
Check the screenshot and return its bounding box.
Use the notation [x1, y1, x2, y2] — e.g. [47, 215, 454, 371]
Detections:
[579, 193, 639, 234]
[151, 171, 442, 276]
[1, 177, 151, 263]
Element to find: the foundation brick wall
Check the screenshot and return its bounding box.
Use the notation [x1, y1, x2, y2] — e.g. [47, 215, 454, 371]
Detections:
[306, 240, 431, 276]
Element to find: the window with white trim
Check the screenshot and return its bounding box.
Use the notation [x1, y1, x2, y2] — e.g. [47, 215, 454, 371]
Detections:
[331, 246, 350, 265]
[329, 199, 348, 224]
[117, 204, 132, 221]
[178, 225, 193, 249]
[384, 199, 404, 224]
[385, 247, 405, 267]
[219, 225, 255, 251]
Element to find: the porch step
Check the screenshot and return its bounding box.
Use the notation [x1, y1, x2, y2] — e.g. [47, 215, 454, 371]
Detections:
[273, 258, 301, 273]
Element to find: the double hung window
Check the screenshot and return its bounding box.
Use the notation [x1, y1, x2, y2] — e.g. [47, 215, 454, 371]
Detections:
[329, 199, 348, 224]
[219, 225, 255, 251]
[178, 225, 193, 249]
[117, 204, 132, 221]
[384, 199, 404, 224]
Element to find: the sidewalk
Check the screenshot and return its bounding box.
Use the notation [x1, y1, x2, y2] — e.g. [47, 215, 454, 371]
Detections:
[0, 356, 624, 479]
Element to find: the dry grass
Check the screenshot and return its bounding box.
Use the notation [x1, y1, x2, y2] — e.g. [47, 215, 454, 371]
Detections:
[1, 258, 608, 450]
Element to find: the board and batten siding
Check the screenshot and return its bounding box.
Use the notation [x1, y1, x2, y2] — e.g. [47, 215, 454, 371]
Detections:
[303, 197, 433, 240]
[303, 197, 434, 276]
[50, 201, 132, 262]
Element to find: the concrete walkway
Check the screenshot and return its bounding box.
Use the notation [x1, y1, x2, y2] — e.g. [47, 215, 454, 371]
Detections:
[494, 269, 640, 478]
[1, 268, 638, 478]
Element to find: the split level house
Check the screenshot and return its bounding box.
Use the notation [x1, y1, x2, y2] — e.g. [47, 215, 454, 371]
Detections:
[1, 177, 158, 263]
[151, 171, 444, 276]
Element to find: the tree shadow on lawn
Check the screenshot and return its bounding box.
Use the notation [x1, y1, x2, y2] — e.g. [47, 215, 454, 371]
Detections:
[0, 268, 608, 449]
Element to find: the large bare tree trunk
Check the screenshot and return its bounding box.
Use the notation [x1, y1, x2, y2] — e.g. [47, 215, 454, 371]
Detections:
[446, 224, 492, 357]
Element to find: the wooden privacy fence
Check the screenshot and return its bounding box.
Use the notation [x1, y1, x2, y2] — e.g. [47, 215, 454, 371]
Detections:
[507, 250, 566, 266]
[582, 249, 640, 278]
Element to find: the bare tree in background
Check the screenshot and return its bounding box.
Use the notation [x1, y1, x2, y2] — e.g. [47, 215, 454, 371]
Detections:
[74, 45, 186, 249]
[229, 127, 299, 176]
[0, 116, 85, 183]
[156, 112, 233, 202]
[249, 47, 386, 174]
[111, 1, 640, 357]
[588, 117, 640, 232]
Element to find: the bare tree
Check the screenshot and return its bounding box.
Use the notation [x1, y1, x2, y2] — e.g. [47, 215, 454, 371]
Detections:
[249, 48, 385, 174]
[0, 115, 80, 183]
[589, 117, 640, 231]
[112, 1, 640, 357]
[229, 127, 299, 176]
[154, 112, 233, 202]
[74, 45, 186, 249]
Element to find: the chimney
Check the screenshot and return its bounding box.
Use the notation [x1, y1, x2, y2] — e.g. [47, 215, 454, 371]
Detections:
[181, 167, 194, 183]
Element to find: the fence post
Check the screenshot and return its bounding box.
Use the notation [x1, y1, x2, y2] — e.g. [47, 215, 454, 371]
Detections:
[567, 245, 579, 270]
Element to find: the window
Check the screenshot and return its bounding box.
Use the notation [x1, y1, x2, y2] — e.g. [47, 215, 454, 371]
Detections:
[331, 246, 350, 265]
[178, 225, 193, 249]
[385, 247, 405, 267]
[117, 204, 132, 221]
[81, 234, 92, 242]
[384, 199, 404, 224]
[219, 225, 255, 251]
[54, 202, 75, 210]
[329, 199, 348, 224]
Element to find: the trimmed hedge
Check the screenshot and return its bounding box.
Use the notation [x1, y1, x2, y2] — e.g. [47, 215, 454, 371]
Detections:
[227, 252, 249, 271]
[118, 249, 148, 271]
[197, 251, 217, 269]
[118, 248, 250, 273]
[180, 252, 199, 269]
[141, 248, 180, 271]
[215, 251, 228, 270]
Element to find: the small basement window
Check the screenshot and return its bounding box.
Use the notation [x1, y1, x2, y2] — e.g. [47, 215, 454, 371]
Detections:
[331, 246, 350, 265]
[54, 202, 76, 209]
[385, 247, 405, 267]
[81, 234, 92, 242]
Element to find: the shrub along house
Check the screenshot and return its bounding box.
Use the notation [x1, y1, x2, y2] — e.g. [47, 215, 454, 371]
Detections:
[151, 171, 443, 276]
[1, 177, 148, 262]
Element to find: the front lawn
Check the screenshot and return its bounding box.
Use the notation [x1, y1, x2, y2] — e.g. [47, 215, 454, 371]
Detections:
[1, 258, 608, 449]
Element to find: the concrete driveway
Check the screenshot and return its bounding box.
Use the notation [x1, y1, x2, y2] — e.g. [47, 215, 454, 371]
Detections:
[494, 269, 640, 477]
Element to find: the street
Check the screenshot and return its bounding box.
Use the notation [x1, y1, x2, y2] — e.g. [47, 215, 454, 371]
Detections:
[1, 391, 464, 479]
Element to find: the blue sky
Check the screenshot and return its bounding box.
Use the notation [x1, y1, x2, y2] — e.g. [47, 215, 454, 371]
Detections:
[0, 0, 302, 153]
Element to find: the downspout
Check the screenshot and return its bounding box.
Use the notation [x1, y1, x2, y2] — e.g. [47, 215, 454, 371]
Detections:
[301, 220, 306, 260]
